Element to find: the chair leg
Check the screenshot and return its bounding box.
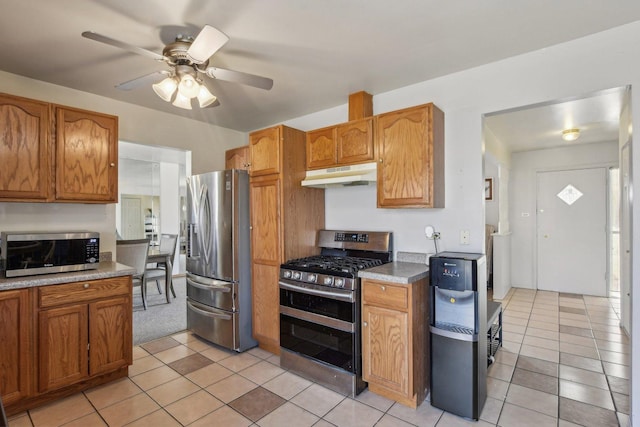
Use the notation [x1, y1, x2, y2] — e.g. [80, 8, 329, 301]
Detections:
[141, 280, 147, 310]
[155, 279, 162, 294]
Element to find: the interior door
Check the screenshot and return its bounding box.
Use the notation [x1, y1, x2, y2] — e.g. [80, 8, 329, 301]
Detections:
[536, 168, 607, 296]
[121, 196, 143, 239]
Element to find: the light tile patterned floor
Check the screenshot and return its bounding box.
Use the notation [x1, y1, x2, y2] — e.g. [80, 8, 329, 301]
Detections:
[8, 288, 630, 426]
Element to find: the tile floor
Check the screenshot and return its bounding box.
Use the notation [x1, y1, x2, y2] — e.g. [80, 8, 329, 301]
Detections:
[7, 288, 630, 426]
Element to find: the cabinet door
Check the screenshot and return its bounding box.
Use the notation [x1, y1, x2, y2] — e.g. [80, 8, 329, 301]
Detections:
[251, 263, 281, 354]
[337, 118, 374, 165]
[362, 304, 409, 397]
[38, 304, 88, 392]
[55, 106, 118, 202]
[0, 94, 52, 201]
[249, 126, 281, 176]
[306, 127, 337, 169]
[249, 176, 282, 353]
[89, 296, 132, 375]
[0, 289, 31, 405]
[225, 146, 249, 170]
[376, 105, 433, 208]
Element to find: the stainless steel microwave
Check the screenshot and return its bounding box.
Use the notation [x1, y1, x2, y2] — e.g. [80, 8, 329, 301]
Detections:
[0, 231, 100, 277]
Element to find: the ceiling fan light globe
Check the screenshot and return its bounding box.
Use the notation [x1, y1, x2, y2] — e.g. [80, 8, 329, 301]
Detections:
[172, 92, 193, 110]
[197, 85, 217, 108]
[178, 74, 200, 98]
[152, 77, 177, 102]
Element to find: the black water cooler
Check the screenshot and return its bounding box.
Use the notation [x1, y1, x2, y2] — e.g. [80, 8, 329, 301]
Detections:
[429, 252, 487, 420]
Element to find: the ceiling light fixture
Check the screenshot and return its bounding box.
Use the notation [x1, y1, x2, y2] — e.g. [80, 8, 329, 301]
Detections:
[152, 65, 216, 110]
[561, 128, 580, 142]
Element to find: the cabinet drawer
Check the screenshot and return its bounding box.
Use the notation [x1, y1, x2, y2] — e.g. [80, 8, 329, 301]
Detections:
[362, 281, 408, 310]
[39, 276, 131, 308]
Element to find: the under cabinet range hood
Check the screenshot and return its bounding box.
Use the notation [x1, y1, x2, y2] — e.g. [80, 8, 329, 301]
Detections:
[301, 162, 377, 188]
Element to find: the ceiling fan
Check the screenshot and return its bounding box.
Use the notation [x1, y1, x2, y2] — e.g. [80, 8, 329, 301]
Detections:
[81, 25, 273, 110]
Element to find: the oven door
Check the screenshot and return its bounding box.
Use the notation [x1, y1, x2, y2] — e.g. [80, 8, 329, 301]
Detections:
[279, 278, 358, 373]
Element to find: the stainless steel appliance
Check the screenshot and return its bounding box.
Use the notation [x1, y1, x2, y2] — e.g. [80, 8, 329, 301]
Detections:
[186, 170, 256, 352]
[0, 231, 100, 277]
[279, 230, 393, 396]
[429, 252, 487, 420]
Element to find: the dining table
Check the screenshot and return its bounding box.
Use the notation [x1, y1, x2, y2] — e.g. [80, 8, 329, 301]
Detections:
[147, 248, 174, 303]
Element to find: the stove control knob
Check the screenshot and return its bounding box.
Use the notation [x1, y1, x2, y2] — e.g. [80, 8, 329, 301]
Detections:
[335, 278, 344, 288]
[293, 272, 302, 280]
[307, 274, 317, 283]
[323, 277, 333, 286]
[283, 270, 292, 279]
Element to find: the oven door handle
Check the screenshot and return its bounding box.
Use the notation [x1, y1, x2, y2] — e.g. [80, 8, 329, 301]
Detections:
[280, 306, 355, 333]
[279, 280, 354, 303]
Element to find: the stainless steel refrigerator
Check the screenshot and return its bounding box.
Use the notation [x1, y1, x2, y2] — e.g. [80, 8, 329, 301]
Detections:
[186, 169, 257, 352]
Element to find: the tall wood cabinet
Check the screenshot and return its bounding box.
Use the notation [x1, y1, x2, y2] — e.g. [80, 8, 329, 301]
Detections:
[376, 103, 444, 208]
[0, 93, 118, 203]
[248, 125, 324, 354]
[361, 277, 428, 408]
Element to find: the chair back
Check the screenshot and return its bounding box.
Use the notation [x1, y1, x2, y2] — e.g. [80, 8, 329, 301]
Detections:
[158, 234, 178, 263]
[116, 239, 150, 278]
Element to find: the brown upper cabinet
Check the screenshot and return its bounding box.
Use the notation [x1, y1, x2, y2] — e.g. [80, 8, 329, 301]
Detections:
[55, 106, 118, 203]
[249, 126, 281, 176]
[0, 93, 118, 203]
[225, 145, 250, 170]
[306, 117, 374, 170]
[376, 103, 444, 208]
[0, 94, 52, 201]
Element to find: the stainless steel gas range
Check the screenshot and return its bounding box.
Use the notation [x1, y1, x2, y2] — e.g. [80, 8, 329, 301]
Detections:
[279, 230, 393, 397]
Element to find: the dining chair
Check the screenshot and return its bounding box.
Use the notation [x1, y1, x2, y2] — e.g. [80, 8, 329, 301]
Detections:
[146, 233, 178, 299]
[116, 238, 151, 310]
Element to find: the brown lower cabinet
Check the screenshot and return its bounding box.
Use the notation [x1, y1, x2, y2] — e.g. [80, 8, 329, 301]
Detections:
[0, 276, 133, 416]
[361, 277, 429, 408]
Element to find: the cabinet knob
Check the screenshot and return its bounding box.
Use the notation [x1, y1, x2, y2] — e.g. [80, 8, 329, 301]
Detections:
[83, 283, 90, 289]
[379, 159, 383, 163]
[110, 163, 115, 167]
[363, 321, 368, 327]
[380, 286, 386, 291]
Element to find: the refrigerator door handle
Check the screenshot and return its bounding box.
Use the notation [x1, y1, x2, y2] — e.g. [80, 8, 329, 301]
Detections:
[187, 300, 232, 320]
[187, 276, 232, 293]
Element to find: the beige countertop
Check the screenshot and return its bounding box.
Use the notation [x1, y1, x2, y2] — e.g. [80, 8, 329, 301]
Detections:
[358, 261, 429, 284]
[0, 261, 135, 291]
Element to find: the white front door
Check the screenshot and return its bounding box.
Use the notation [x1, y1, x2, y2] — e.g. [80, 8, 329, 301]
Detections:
[536, 168, 607, 296]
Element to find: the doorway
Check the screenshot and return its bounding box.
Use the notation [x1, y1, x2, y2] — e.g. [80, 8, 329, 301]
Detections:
[536, 167, 607, 296]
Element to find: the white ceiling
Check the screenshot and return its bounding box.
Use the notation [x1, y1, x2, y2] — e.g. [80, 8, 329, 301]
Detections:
[2, 1, 640, 133]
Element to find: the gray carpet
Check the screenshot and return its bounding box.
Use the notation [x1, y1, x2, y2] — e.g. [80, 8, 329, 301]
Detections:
[133, 275, 187, 345]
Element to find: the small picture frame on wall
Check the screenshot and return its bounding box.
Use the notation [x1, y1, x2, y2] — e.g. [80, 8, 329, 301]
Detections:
[485, 178, 494, 201]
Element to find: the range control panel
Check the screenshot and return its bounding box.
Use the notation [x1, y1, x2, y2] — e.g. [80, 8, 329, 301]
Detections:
[334, 232, 369, 243]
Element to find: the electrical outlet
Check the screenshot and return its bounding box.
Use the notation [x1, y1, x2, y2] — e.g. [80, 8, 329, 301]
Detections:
[460, 230, 470, 245]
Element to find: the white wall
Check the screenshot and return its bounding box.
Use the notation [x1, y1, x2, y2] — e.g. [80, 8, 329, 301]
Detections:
[510, 141, 619, 288]
[484, 154, 500, 229]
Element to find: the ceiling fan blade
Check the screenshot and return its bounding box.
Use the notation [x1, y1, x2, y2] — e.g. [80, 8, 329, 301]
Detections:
[205, 67, 273, 90]
[82, 31, 166, 61]
[186, 25, 230, 64]
[115, 71, 169, 91]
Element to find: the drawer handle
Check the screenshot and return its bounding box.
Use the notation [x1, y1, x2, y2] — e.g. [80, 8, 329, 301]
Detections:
[83, 283, 90, 289]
